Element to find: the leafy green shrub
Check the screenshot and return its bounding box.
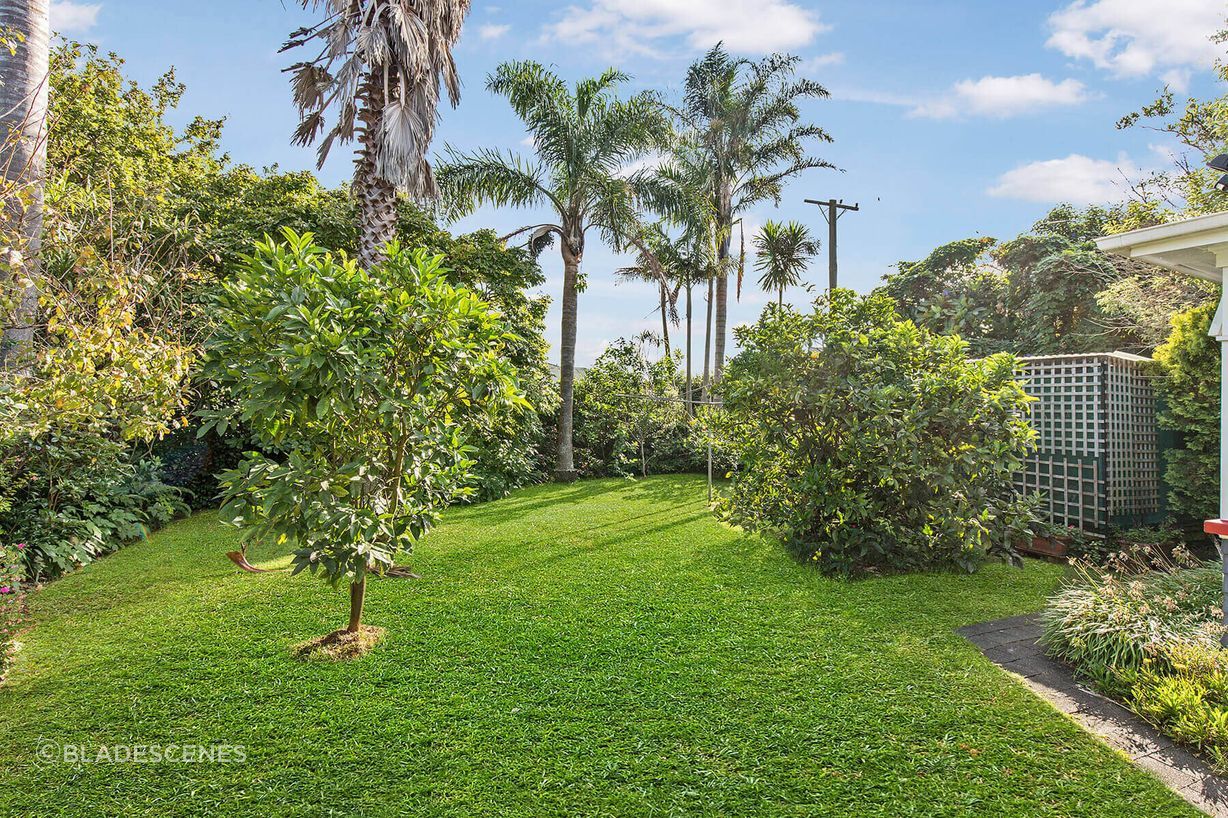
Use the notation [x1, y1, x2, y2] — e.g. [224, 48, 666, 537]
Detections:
[0, 42, 198, 580]
[711, 292, 1037, 575]
[1131, 641, 1228, 770]
[1154, 301, 1220, 521]
[202, 231, 525, 635]
[0, 541, 27, 684]
[1, 440, 189, 580]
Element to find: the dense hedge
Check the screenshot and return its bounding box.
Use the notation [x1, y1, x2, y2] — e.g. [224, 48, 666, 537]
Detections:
[570, 338, 706, 478]
[0, 542, 26, 684]
[1154, 301, 1220, 522]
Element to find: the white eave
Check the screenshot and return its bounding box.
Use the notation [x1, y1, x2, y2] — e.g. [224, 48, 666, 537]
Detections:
[1094, 210, 1228, 283]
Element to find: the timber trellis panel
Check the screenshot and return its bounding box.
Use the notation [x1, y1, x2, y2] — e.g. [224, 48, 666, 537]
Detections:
[1013, 352, 1161, 532]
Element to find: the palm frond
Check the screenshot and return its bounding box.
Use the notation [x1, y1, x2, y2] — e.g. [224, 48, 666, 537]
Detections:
[436, 146, 555, 219]
[754, 220, 820, 296]
[669, 42, 837, 250]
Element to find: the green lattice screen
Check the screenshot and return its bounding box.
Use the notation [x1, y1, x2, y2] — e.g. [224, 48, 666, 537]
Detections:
[1013, 353, 1161, 532]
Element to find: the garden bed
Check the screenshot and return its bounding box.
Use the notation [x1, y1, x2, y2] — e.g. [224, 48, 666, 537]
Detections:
[1042, 560, 1228, 772]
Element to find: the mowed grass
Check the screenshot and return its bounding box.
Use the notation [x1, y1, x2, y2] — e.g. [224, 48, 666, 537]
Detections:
[0, 476, 1199, 817]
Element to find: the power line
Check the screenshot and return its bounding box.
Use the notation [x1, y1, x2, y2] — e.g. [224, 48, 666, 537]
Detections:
[805, 198, 860, 291]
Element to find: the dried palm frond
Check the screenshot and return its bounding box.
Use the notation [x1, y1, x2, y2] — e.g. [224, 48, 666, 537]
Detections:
[285, 0, 471, 192]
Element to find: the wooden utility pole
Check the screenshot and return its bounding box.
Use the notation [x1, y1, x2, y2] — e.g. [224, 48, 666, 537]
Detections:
[805, 198, 859, 291]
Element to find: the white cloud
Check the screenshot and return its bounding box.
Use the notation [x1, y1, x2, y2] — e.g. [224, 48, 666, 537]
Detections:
[545, 0, 828, 56]
[478, 23, 509, 41]
[987, 153, 1140, 204]
[1047, 0, 1222, 81]
[911, 74, 1090, 119]
[800, 52, 845, 72]
[1161, 68, 1192, 93]
[50, 1, 101, 33]
[829, 87, 913, 106]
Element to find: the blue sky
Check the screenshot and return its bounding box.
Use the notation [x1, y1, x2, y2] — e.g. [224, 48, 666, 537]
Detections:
[49, 0, 1228, 365]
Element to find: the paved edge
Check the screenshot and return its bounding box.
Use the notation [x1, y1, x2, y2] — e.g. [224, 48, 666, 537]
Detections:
[959, 613, 1228, 817]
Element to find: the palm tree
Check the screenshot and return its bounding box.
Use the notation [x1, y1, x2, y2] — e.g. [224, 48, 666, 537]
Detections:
[283, 0, 469, 269]
[615, 225, 683, 359]
[754, 220, 819, 305]
[638, 143, 722, 411]
[438, 62, 673, 481]
[0, 0, 49, 369]
[679, 227, 721, 412]
[673, 43, 834, 382]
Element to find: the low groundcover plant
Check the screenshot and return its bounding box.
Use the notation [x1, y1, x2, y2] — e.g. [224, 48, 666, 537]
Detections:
[1043, 554, 1228, 769]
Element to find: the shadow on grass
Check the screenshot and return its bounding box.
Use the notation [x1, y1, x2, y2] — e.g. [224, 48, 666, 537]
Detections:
[520, 509, 714, 572]
[452, 479, 632, 523]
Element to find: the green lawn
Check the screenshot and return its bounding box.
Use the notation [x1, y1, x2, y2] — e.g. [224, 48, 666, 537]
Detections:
[0, 476, 1199, 817]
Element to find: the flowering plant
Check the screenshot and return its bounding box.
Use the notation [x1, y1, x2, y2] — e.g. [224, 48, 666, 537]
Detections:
[0, 542, 28, 683]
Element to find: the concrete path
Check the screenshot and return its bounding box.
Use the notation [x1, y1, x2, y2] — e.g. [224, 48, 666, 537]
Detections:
[959, 614, 1228, 817]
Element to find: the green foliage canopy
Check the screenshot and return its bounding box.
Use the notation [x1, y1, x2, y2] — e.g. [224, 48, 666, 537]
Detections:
[202, 232, 526, 598]
[879, 205, 1210, 356]
[711, 293, 1037, 575]
[572, 336, 693, 478]
[1154, 301, 1221, 521]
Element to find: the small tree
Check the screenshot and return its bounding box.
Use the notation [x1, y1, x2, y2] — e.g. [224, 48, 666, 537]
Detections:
[754, 220, 819, 305]
[711, 291, 1036, 575]
[202, 230, 524, 643]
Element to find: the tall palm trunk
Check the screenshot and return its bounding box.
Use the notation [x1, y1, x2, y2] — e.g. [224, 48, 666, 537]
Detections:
[701, 275, 713, 401]
[354, 71, 398, 270]
[0, 0, 49, 370]
[658, 280, 671, 359]
[713, 261, 728, 383]
[684, 282, 692, 415]
[713, 190, 733, 383]
[555, 240, 581, 481]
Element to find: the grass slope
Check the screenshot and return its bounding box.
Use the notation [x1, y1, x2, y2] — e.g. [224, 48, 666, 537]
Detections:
[0, 476, 1199, 817]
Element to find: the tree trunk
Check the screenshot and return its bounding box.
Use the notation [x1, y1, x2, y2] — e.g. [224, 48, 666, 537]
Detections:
[0, 0, 49, 371]
[714, 230, 730, 384]
[658, 280, 671, 359]
[346, 573, 366, 633]
[779, 287, 784, 306]
[555, 241, 581, 481]
[354, 70, 398, 270]
[702, 275, 713, 401]
[684, 282, 692, 415]
[713, 185, 733, 383]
